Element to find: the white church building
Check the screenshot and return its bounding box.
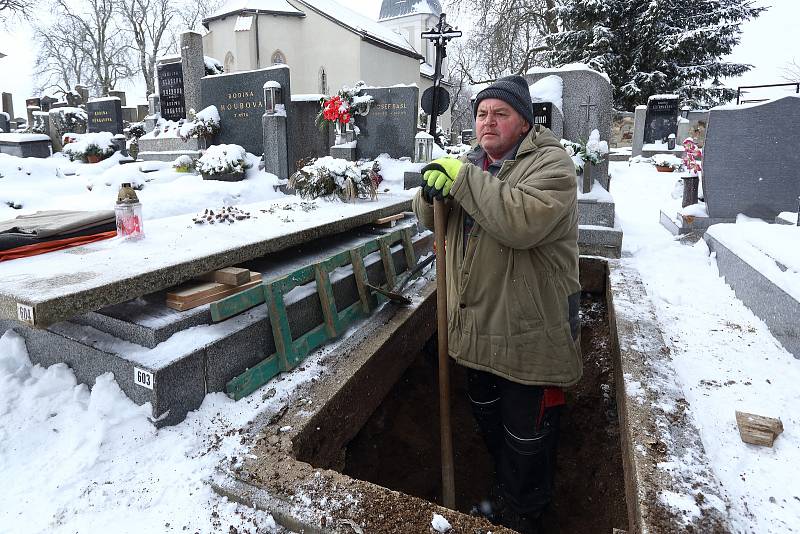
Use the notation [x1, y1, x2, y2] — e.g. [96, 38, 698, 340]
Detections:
[202, 0, 451, 127]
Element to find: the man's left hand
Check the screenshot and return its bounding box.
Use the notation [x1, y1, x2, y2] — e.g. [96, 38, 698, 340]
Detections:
[421, 158, 463, 202]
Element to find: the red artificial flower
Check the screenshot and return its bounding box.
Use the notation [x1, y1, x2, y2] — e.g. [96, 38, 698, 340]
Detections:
[339, 112, 351, 124]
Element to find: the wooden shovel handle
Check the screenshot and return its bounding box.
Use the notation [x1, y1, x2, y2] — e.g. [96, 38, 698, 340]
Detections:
[434, 198, 455, 508]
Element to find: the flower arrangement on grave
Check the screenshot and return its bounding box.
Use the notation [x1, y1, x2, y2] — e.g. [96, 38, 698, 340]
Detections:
[126, 122, 146, 140]
[652, 153, 684, 172]
[316, 82, 374, 137]
[560, 129, 609, 174]
[682, 138, 702, 176]
[178, 106, 221, 146]
[194, 144, 251, 178]
[289, 156, 379, 202]
[62, 131, 115, 163]
[172, 155, 194, 173]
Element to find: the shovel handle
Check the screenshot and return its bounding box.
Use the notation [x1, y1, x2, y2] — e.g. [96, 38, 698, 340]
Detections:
[434, 198, 455, 508]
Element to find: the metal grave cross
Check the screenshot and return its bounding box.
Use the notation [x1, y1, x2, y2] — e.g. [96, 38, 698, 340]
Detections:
[420, 13, 462, 143]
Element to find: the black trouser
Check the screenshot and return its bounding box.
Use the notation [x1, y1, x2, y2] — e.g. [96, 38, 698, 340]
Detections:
[467, 368, 561, 517]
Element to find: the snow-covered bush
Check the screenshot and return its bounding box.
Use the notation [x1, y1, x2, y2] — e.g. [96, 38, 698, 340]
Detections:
[50, 107, 87, 143]
[652, 153, 684, 170]
[126, 122, 146, 140]
[195, 144, 250, 176]
[62, 132, 115, 162]
[179, 106, 220, 142]
[204, 56, 224, 76]
[289, 156, 378, 201]
[172, 155, 194, 172]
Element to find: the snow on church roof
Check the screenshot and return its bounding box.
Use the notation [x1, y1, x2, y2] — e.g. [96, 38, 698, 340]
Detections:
[206, 0, 421, 59]
[206, 0, 303, 21]
[296, 0, 421, 58]
[379, 0, 441, 20]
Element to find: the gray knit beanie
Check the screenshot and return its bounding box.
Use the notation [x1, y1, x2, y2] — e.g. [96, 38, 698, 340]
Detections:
[473, 75, 534, 127]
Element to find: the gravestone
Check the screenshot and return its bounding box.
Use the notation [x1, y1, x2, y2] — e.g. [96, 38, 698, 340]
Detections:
[26, 97, 41, 109]
[26, 105, 40, 129]
[0, 113, 8, 133]
[66, 90, 82, 107]
[532, 102, 552, 130]
[109, 90, 127, 106]
[702, 96, 800, 220]
[40, 96, 57, 112]
[75, 85, 89, 104]
[201, 64, 291, 157]
[122, 106, 138, 123]
[0, 133, 52, 157]
[354, 86, 418, 160]
[2, 92, 13, 119]
[87, 98, 123, 134]
[461, 129, 473, 144]
[525, 67, 613, 189]
[289, 95, 332, 166]
[631, 105, 647, 156]
[181, 31, 205, 115]
[157, 61, 186, 121]
[644, 95, 679, 144]
[137, 104, 149, 121]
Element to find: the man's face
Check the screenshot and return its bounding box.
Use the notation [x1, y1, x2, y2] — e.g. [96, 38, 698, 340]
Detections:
[476, 98, 530, 160]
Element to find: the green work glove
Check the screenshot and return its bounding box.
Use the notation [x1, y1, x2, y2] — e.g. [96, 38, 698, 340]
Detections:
[421, 157, 463, 202]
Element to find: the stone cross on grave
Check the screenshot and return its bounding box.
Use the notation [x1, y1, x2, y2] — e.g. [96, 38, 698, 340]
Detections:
[578, 95, 599, 138]
[580, 95, 598, 121]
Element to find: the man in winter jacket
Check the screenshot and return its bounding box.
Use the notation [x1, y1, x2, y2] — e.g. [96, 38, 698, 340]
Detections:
[412, 75, 582, 533]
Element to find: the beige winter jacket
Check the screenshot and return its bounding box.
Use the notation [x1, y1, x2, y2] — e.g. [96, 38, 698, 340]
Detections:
[413, 126, 582, 386]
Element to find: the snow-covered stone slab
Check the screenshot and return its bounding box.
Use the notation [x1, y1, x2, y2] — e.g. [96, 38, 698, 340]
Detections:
[579, 219, 623, 258]
[704, 222, 800, 358]
[578, 180, 615, 227]
[0, 195, 411, 327]
[606, 259, 730, 531]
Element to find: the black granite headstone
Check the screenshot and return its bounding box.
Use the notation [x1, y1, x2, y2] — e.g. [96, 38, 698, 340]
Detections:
[157, 62, 186, 121]
[201, 65, 291, 157]
[461, 129, 474, 144]
[644, 96, 679, 144]
[532, 102, 552, 130]
[354, 86, 418, 160]
[87, 98, 123, 134]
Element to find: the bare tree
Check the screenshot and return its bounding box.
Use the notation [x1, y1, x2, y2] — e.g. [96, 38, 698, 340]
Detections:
[782, 58, 800, 83]
[0, 0, 33, 22]
[116, 0, 177, 95]
[175, 0, 225, 33]
[447, 0, 558, 83]
[32, 18, 96, 96]
[446, 42, 477, 135]
[55, 0, 134, 96]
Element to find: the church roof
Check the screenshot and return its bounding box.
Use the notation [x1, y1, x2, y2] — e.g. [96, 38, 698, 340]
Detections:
[379, 0, 441, 20]
[205, 0, 303, 22]
[205, 0, 422, 60]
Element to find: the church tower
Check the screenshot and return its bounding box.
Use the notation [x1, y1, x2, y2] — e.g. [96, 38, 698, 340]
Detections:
[377, 0, 444, 72]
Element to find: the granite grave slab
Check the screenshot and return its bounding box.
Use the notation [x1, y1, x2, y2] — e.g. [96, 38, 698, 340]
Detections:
[702, 96, 800, 220]
[0, 133, 52, 157]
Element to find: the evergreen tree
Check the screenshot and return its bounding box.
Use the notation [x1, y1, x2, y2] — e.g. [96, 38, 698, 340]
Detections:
[546, 0, 766, 109]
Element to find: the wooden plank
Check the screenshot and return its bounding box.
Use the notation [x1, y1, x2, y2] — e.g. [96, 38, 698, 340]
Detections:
[736, 411, 784, 447]
[167, 271, 260, 301]
[195, 267, 250, 286]
[373, 213, 404, 225]
[210, 284, 267, 322]
[165, 275, 262, 311]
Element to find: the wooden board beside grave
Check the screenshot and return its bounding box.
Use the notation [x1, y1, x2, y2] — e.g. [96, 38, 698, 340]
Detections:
[195, 266, 250, 286]
[166, 272, 262, 311]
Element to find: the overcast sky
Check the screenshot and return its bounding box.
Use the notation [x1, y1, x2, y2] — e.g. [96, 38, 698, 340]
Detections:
[0, 0, 796, 115]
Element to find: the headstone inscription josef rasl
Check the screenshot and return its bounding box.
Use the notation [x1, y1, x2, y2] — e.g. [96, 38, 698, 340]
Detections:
[644, 95, 679, 144]
[87, 98, 123, 134]
[201, 65, 291, 157]
[702, 96, 800, 220]
[354, 86, 418, 160]
[157, 62, 186, 121]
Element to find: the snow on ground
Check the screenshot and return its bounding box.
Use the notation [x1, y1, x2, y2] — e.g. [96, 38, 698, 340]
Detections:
[0, 152, 798, 533]
[612, 158, 800, 533]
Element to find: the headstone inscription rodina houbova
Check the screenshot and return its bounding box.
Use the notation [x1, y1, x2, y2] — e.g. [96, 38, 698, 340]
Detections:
[644, 94, 679, 144]
[157, 61, 186, 122]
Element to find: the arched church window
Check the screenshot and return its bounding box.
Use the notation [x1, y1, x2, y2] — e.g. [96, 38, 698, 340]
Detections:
[319, 67, 328, 95]
[271, 50, 286, 65]
[224, 52, 235, 73]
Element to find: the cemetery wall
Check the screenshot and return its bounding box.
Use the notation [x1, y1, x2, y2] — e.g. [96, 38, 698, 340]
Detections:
[611, 111, 634, 148]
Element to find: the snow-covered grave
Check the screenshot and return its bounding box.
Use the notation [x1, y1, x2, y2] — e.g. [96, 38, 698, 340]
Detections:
[705, 219, 800, 358]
